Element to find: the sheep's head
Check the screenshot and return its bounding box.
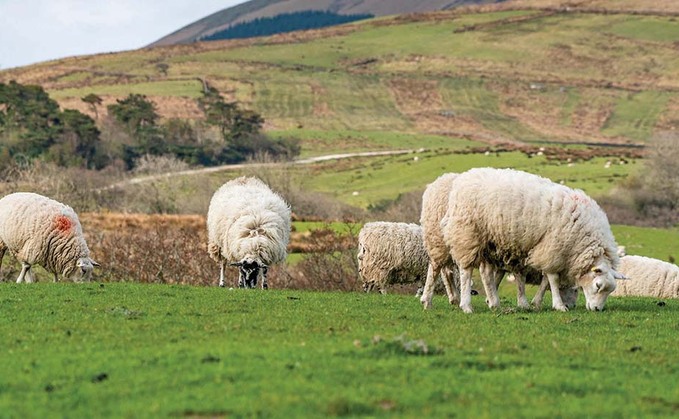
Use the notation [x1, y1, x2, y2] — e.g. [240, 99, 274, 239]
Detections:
[66, 257, 100, 282]
[231, 258, 268, 289]
[577, 260, 626, 311]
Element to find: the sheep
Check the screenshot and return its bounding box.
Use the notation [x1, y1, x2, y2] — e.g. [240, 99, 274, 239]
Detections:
[419, 172, 548, 310]
[612, 255, 679, 299]
[0, 192, 99, 283]
[207, 176, 291, 289]
[357, 221, 457, 296]
[419, 173, 462, 306]
[438, 168, 625, 313]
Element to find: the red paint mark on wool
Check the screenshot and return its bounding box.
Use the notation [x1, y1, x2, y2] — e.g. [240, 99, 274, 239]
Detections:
[54, 215, 73, 234]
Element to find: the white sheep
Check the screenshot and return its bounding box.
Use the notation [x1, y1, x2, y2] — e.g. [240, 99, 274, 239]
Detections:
[357, 221, 456, 295]
[207, 176, 291, 289]
[612, 255, 679, 299]
[0, 192, 99, 283]
[419, 173, 461, 305]
[437, 168, 625, 313]
[419, 172, 554, 310]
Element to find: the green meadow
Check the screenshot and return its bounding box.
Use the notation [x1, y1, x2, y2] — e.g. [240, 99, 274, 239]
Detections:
[1, 283, 677, 417]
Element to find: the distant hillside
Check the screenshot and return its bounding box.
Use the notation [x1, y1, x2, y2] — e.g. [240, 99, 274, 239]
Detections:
[150, 0, 504, 46]
[3, 2, 679, 147]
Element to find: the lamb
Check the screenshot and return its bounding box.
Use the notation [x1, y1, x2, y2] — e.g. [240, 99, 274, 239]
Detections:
[436, 168, 625, 313]
[0, 192, 99, 283]
[357, 221, 457, 296]
[612, 255, 679, 299]
[207, 176, 291, 289]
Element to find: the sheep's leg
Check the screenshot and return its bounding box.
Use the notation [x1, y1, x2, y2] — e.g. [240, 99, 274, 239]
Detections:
[479, 262, 500, 309]
[531, 276, 549, 308]
[219, 260, 226, 287]
[16, 262, 32, 284]
[546, 272, 567, 312]
[441, 265, 460, 305]
[514, 272, 530, 309]
[0, 244, 5, 280]
[420, 263, 440, 310]
[26, 267, 35, 283]
[53, 272, 59, 283]
[459, 266, 474, 314]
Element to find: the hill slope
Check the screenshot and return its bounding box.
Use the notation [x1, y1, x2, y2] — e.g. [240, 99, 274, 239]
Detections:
[150, 0, 503, 46]
[2, 2, 679, 146]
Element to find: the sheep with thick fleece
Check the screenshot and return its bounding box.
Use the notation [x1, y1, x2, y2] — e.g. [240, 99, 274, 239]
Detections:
[438, 168, 625, 313]
[0, 192, 98, 283]
[357, 221, 456, 295]
[612, 255, 679, 299]
[207, 176, 290, 289]
[419, 173, 461, 305]
[419, 172, 553, 309]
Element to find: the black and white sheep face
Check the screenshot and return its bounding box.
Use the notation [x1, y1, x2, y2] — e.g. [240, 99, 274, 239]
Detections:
[232, 259, 268, 289]
[579, 263, 626, 311]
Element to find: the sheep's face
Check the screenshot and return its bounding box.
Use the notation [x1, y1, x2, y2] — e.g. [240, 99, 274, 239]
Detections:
[68, 257, 100, 282]
[578, 262, 625, 311]
[232, 259, 268, 289]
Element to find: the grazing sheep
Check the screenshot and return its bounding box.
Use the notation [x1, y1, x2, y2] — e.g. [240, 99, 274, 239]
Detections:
[438, 168, 625, 313]
[207, 176, 291, 289]
[0, 192, 99, 283]
[419, 172, 540, 309]
[357, 221, 456, 295]
[419, 173, 461, 305]
[612, 255, 679, 299]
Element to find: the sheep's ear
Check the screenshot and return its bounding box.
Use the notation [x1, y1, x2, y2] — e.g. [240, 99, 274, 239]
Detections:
[613, 270, 628, 280]
[90, 259, 100, 267]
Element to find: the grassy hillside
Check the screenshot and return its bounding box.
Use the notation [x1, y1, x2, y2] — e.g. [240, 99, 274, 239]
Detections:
[1, 283, 677, 417]
[2, 6, 678, 146]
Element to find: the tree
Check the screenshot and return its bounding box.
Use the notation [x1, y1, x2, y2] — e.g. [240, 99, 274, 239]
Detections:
[0, 80, 62, 157]
[197, 86, 264, 144]
[107, 94, 159, 135]
[81, 93, 103, 120]
[56, 109, 103, 169]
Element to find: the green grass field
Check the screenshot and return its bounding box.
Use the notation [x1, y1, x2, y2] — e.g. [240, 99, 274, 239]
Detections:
[301, 150, 639, 208]
[1, 283, 677, 417]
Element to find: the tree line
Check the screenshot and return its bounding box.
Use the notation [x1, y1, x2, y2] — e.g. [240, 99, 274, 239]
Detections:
[202, 10, 374, 41]
[0, 80, 300, 171]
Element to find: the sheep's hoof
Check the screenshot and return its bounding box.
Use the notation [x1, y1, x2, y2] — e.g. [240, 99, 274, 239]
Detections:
[461, 305, 474, 314]
[553, 304, 569, 312]
[219, 283, 225, 288]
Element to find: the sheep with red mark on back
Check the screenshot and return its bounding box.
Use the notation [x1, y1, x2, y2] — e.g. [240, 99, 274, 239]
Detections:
[0, 192, 99, 283]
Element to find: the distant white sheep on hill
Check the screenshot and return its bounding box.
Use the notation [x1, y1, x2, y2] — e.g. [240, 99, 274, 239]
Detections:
[207, 176, 291, 289]
[0, 192, 99, 283]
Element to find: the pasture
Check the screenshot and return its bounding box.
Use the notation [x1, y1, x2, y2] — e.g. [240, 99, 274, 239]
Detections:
[1, 282, 677, 417]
